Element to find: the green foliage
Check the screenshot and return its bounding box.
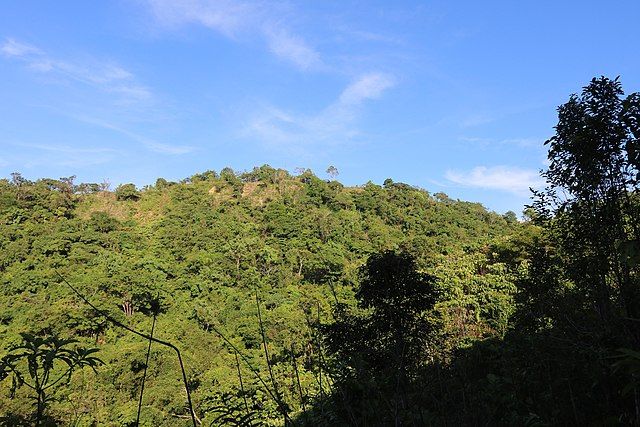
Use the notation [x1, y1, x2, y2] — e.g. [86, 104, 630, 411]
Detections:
[298, 77, 640, 425]
[318, 252, 442, 424]
[399, 76, 640, 425]
[0, 168, 518, 424]
[0, 76, 624, 425]
[115, 183, 140, 201]
[0, 333, 102, 425]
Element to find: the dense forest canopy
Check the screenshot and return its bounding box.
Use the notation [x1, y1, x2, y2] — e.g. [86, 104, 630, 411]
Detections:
[0, 165, 519, 425]
[1, 76, 639, 426]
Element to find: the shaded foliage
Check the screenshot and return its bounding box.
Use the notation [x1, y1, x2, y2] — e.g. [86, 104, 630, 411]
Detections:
[317, 252, 442, 425]
[0, 168, 516, 425]
[296, 77, 640, 425]
[0, 333, 102, 425]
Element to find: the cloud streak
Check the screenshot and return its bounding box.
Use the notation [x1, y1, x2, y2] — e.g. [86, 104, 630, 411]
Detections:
[70, 115, 195, 155]
[1, 38, 151, 103]
[339, 73, 395, 105]
[458, 136, 544, 149]
[7, 142, 121, 168]
[15, 142, 120, 155]
[145, 0, 323, 70]
[1, 38, 41, 57]
[445, 166, 543, 195]
[243, 72, 395, 149]
[1, 37, 195, 156]
[264, 28, 322, 70]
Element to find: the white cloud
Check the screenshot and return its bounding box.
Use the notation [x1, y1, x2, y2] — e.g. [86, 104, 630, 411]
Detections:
[341, 29, 402, 45]
[17, 142, 119, 155]
[2, 38, 194, 156]
[459, 136, 544, 149]
[1, 38, 151, 103]
[243, 72, 395, 149]
[145, 0, 323, 70]
[460, 113, 495, 128]
[146, 0, 251, 36]
[70, 115, 195, 155]
[445, 166, 543, 195]
[339, 73, 396, 105]
[264, 28, 321, 70]
[1, 38, 40, 57]
[8, 142, 121, 168]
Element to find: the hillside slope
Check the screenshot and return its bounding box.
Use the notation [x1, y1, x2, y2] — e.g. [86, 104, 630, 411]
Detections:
[0, 166, 521, 425]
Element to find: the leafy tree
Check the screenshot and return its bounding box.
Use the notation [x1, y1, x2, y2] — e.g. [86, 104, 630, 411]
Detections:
[10, 172, 29, 187]
[502, 210, 517, 224]
[325, 166, 339, 180]
[0, 168, 517, 424]
[115, 183, 140, 201]
[534, 76, 640, 324]
[0, 333, 103, 425]
[510, 76, 640, 423]
[320, 251, 442, 424]
[89, 211, 119, 233]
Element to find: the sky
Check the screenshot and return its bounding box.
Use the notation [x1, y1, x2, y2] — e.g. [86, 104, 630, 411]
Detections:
[1, 1, 639, 214]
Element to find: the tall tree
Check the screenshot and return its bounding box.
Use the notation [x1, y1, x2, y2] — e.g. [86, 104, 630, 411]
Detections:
[534, 76, 640, 327]
[321, 251, 441, 424]
[325, 166, 339, 180]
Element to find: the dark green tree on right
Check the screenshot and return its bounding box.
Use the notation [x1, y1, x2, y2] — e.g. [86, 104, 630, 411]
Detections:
[521, 76, 640, 423]
[533, 76, 640, 328]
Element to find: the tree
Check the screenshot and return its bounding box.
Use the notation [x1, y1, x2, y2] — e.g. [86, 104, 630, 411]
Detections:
[155, 177, 169, 189]
[502, 210, 518, 224]
[522, 76, 640, 423]
[326, 166, 339, 180]
[321, 251, 441, 423]
[115, 183, 140, 201]
[0, 166, 517, 424]
[58, 176, 76, 196]
[533, 76, 640, 324]
[10, 172, 28, 187]
[0, 333, 103, 425]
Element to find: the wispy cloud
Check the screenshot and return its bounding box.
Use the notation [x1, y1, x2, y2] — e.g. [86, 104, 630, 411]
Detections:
[15, 142, 120, 155]
[339, 73, 395, 104]
[70, 115, 195, 155]
[0, 38, 193, 156]
[145, 0, 323, 70]
[460, 113, 496, 128]
[146, 0, 251, 36]
[243, 72, 395, 149]
[1, 38, 151, 103]
[459, 136, 544, 149]
[264, 28, 322, 70]
[340, 29, 403, 45]
[1, 38, 41, 57]
[445, 166, 543, 195]
[8, 142, 121, 168]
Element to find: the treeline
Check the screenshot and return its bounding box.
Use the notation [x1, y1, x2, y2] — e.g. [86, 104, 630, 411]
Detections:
[0, 161, 518, 425]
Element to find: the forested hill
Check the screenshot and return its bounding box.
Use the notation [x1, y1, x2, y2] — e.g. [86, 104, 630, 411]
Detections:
[0, 166, 522, 424]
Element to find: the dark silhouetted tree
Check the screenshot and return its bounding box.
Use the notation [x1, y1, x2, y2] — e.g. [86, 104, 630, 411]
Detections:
[533, 76, 640, 326]
[321, 251, 441, 424]
[0, 333, 103, 426]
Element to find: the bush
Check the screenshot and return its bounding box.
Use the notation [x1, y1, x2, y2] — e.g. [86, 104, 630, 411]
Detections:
[115, 183, 140, 201]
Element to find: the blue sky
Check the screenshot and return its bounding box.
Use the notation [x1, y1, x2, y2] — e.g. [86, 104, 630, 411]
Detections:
[1, 1, 639, 213]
